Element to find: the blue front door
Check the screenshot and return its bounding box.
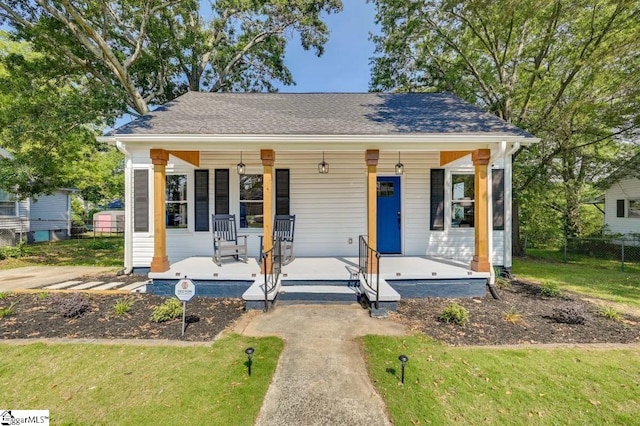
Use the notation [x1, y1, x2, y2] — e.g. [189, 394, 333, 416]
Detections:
[377, 176, 401, 254]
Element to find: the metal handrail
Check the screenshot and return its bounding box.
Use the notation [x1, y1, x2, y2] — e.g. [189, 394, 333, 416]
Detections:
[358, 235, 381, 309]
[262, 237, 283, 311]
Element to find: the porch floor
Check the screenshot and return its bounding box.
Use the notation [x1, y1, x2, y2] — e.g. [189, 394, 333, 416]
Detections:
[147, 255, 490, 281]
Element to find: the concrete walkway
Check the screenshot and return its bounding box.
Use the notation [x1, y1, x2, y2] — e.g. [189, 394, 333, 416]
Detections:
[0, 266, 117, 291]
[235, 304, 408, 426]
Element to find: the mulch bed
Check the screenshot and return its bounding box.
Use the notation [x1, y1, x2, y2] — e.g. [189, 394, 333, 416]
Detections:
[0, 293, 244, 341]
[1, 280, 639, 345]
[394, 280, 640, 346]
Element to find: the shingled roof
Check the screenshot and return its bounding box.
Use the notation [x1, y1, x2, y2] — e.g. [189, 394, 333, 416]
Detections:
[111, 92, 534, 138]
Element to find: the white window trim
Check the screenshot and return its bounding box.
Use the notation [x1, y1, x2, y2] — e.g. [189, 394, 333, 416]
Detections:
[446, 168, 475, 231]
[165, 170, 192, 232]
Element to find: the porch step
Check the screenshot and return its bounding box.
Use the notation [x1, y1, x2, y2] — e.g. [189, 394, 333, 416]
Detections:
[277, 282, 361, 304]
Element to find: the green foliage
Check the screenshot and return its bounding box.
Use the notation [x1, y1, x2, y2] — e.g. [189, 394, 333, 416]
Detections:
[0, 291, 11, 299]
[540, 281, 561, 297]
[36, 292, 49, 300]
[370, 0, 640, 239]
[150, 298, 183, 323]
[597, 307, 622, 322]
[438, 302, 469, 326]
[495, 276, 511, 290]
[113, 297, 135, 316]
[0, 302, 16, 318]
[0, 241, 28, 260]
[503, 306, 524, 325]
[51, 293, 91, 318]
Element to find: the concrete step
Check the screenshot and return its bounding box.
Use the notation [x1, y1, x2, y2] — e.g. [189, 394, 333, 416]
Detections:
[278, 284, 360, 303]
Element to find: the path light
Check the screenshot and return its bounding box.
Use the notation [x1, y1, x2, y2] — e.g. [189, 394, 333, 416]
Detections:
[398, 354, 408, 384]
[245, 347, 254, 376]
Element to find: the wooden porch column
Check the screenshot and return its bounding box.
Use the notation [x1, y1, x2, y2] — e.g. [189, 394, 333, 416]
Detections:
[471, 149, 491, 272]
[261, 149, 275, 273]
[150, 149, 170, 272]
[366, 150, 379, 266]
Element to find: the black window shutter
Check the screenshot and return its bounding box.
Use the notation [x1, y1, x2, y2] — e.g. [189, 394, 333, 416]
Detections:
[492, 169, 505, 230]
[616, 199, 625, 218]
[214, 169, 229, 214]
[194, 170, 209, 231]
[133, 169, 149, 232]
[430, 169, 445, 231]
[275, 169, 290, 215]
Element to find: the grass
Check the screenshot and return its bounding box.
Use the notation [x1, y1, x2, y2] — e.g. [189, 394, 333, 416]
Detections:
[0, 236, 124, 270]
[363, 335, 640, 425]
[0, 334, 283, 425]
[514, 250, 640, 309]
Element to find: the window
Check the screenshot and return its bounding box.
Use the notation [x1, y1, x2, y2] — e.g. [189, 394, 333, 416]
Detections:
[0, 189, 16, 216]
[377, 181, 395, 197]
[629, 200, 640, 219]
[166, 175, 187, 228]
[451, 174, 474, 227]
[240, 174, 263, 228]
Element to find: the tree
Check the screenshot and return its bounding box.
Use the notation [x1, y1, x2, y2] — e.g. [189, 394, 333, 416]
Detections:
[370, 0, 640, 244]
[0, 31, 124, 202]
[0, 0, 343, 115]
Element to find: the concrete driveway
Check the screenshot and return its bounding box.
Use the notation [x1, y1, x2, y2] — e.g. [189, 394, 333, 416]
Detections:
[0, 266, 118, 292]
[235, 304, 408, 426]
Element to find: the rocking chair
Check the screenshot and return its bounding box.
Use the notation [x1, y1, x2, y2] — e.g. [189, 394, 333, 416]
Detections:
[211, 214, 248, 266]
[259, 215, 296, 265]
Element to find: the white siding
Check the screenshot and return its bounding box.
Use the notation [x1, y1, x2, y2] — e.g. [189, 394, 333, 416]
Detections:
[29, 191, 71, 232]
[128, 148, 508, 266]
[604, 178, 640, 235]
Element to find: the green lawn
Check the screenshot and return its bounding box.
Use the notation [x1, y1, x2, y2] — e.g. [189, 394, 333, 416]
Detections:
[363, 335, 640, 425]
[0, 237, 124, 270]
[513, 251, 640, 309]
[0, 334, 283, 425]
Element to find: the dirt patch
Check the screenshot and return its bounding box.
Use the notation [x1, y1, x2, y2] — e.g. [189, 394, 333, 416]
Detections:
[392, 280, 640, 346]
[0, 293, 244, 341]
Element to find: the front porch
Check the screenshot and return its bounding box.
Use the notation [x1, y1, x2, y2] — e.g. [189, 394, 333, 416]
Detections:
[147, 256, 491, 312]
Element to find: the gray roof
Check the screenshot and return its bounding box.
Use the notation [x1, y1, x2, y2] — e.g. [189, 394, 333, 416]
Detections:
[111, 92, 534, 138]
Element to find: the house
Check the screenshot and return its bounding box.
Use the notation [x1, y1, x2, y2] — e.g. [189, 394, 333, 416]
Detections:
[0, 148, 75, 246]
[603, 177, 640, 237]
[99, 92, 539, 309]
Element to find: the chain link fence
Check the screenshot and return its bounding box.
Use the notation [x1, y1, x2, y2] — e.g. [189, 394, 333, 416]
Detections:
[0, 218, 124, 248]
[523, 234, 640, 272]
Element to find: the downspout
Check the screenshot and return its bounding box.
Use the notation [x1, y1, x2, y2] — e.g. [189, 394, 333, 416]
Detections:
[503, 142, 520, 278]
[486, 141, 506, 299]
[116, 141, 134, 275]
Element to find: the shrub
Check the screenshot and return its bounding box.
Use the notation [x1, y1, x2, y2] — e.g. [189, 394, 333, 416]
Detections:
[438, 302, 469, 326]
[150, 298, 183, 323]
[540, 281, 560, 297]
[504, 306, 524, 325]
[495, 276, 511, 290]
[597, 307, 622, 321]
[113, 297, 135, 316]
[552, 305, 586, 325]
[52, 293, 91, 318]
[0, 302, 17, 318]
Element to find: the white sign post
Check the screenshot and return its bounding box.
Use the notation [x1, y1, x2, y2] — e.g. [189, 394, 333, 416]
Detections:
[175, 278, 196, 336]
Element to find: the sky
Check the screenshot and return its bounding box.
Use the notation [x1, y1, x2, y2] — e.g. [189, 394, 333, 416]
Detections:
[274, 1, 378, 93]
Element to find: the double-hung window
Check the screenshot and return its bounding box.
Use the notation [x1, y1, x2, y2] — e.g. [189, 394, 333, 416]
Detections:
[166, 175, 188, 228]
[239, 174, 263, 228]
[451, 174, 474, 228]
[629, 199, 640, 219]
[0, 189, 16, 216]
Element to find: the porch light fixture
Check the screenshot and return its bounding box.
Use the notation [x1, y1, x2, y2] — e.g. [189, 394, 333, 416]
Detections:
[318, 152, 329, 174]
[398, 354, 408, 384]
[395, 152, 404, 175]
[245, 347, 254, 376]
[237, 152, 246, 175]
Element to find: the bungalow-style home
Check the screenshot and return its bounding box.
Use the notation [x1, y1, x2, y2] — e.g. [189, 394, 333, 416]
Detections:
[0, 148, 75, 246]
[603, 176, 640, 236]
[100, 92, 539, 311]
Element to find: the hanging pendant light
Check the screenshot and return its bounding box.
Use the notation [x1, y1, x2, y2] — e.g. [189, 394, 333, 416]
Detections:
[237, 152, 246, 175]
[318, 152, 329, 174]
[395, 152, 404, 175]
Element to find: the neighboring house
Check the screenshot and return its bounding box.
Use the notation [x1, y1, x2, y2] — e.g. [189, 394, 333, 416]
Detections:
[604, 177, 640, 236]
[100, 92, 538, 271]
[0, 147, 74, 246]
